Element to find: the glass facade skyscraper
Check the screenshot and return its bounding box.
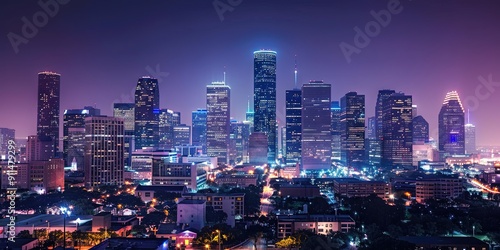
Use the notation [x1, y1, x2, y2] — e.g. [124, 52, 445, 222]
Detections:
[253, 50, 277, 164]
[192, 109, 207, 153]
[381, 93, 413, 168]
[37, 72, 61, 155]
[412, 115, 429, 144]
[465, 123, 476, 154]
[301, 81, 331, 170]
[331, 101, 342, 162]
[206, 81, 231, 164]
[113, 103, 135, 166]
[438, 91, 465, 157]
[340, 92, 365, 168]
[374, 90, 395, 167]
[285, 89, 301, 165]
[134, 77, 160, 149]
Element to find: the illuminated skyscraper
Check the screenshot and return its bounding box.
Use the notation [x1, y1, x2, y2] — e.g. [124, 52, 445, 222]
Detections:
[159, 109, 181, 149]
[37, 72, 60, 155]
[0, 128, 15, 159]
[206, 81, 231, 164]
[84, 116, 124, 188]
[254, 50, 277, 164]
[285, 89, 301, 164]
[173, 124, 191, 147]
[465, 123, 476, 154]
[134, 77, 160, 149]
[113, 103, 135, 166]
[245, 100, 254, 133]
[301, 81, 331, 170]
[341, 92, 365, 167]
[412, 115, 429, 144]
[438, 91, 465, 157]
[63, 106, 100, 170]
[331, 101, 341, 162]
[381, 93, 413, 168]
[229, 120, 250, 165]
[192, 109, 207, 153]
[374, 90, 395, 167]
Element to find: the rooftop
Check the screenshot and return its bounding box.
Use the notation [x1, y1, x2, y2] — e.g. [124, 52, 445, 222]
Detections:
[178, 199, 205, 205]
[398, 236, 488, 247]
[135, 185, 187, 192]
[90, 238, 169, 250]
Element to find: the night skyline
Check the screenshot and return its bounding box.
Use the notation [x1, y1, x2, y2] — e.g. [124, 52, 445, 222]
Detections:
[2, 0, 500, 146]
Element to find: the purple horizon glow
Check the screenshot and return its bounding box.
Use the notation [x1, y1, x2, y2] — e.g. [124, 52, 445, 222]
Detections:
[0, 0, 499, 145]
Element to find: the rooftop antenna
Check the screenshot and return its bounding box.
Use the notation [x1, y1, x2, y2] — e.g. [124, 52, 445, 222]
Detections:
[294, 54, 298, 88]
[223, 66, 226, 84]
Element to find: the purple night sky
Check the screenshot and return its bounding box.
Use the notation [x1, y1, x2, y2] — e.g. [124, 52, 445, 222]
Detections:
[1, 0, 499, 145]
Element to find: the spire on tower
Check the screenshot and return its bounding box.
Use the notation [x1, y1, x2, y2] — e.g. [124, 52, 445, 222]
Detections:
[294, 54, 298, 88]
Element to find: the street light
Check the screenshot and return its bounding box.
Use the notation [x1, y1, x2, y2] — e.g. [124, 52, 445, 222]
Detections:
[60, 207, 72, 249]
[473, 225, 475, 237]
[216, 230, 221, 250]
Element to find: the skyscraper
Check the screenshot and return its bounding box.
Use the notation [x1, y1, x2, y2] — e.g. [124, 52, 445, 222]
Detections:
[26, 135, 54, 162]
[134, 77, 160, 150]
[301, 81, 332, 170]
[0, 128, 15, 159]
[341, 92, 365, 167]
[192, 109, 207, 153]
[331, 101, 341, 162]
[285, 89, 302, 165]
[63, 106, 101, 169]
[159, 109, 181, 149]
[365, 116, 378, 166]
[113, 103, 135, 166]
[245, 100, 254, 133]
[381, 93, 413, 168]
[254, 50, 277, 164]
[465, 123, 476, 154]
[438, 91, 465, 157]
[206, 81, 231, 165]
[84, 116, 124, 188]
[374, 90, 395, 167]
[173, 124, 191, 147]
[229, 120, 250, 165]
[412, 115, 429, 144]
[37, 72, 60, 155]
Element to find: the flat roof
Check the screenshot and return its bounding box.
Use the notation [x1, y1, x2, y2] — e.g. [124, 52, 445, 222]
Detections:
[277, 214, 354, 223]
[398, 236, 488, 246]
[178, 199, 205, 205]
[182, 192, 245, 197]
[90, 238, 169, 250]
[136, 185, 186, 192]
[0, 214, 93, 228]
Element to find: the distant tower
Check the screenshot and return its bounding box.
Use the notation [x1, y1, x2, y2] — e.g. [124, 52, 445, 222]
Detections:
[113, 103, 135, 166]
[285, 89, 302, 165]
[413, 115, 429, 144]
[301, 81, 331, 170]
[341, 92, 365, 167]
[245, 100, 255, 133]
[37, 72, 61, 155]
[439, 91, 465, 157]
[254, 50, 277, 164]
[192, 109, 207, 153]
[134, 77, 160, 149]
[331, 101, 342, 162]
[465, 110, 476, 154]
[374, 90, 395, 167]
[206, 81, 231, 165]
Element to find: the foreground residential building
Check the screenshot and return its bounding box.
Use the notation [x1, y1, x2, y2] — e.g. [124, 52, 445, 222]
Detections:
[277, 214, 355, 239]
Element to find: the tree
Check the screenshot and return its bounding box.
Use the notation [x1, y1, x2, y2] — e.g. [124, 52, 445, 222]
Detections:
[206, 206, 228, 224]
[142, 211, 166, 226]
[276, 236, 298, 249]
[17, 230, 32, 238]
[48, 230, 64, 247]
[154, 190, 181, 202]
[33, 228, 48, 243]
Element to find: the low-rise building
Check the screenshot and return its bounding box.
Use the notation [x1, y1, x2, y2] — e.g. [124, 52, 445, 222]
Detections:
[215, 174, 257, 187]
[134, 185, 188, 203]
[415, 175, 464, 203]
[152, 162, 207, 191]
[182, 193, 244, 227]
[279, 184, 321, 198]
[332, 178, 389, 199]
[398, 236, 488, 250]
[177, 199, 206, 230]
[277, 214, 355, 239]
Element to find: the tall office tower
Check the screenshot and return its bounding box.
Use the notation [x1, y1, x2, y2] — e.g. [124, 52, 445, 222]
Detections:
[381, 93, 413, 168]
[365, 116, 378, 166]
[246, 100, 255, 133]
[113, 103, 135, 166]
[285, 89, 302, 164]
[206, 81, 231, 165]
[254, 50, 277, 164]
[438, 91, 465, 157]
[134, 77, 160, 150]
[229, 120, 250, 165]
[465, 123, 476, 154]
[37, 72, 60, 155]
[26, 135, 54, 161]
[340, 92, 365, 167]
[173, 124, 191, 147]
[63, 106, 101, 169]
[301, 81, 332, 170]
[0, 128, 15, 159]
[374, 90, 395, 167]
[331, 101, 341, 162]
[84, 116, 124, 188]
[412, 115, 429, 144]
[412, 105, 418, 119]
[280, 127, 286, 160]
[192, 109, 207, 153]
[249, 132, 268, 165]
[159, 109, 181, 149]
